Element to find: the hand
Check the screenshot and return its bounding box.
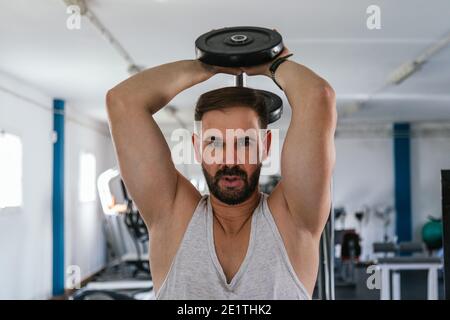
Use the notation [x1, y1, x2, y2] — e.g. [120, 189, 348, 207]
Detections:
[197, 60, 243, 77]
[240, 46, 292, 77]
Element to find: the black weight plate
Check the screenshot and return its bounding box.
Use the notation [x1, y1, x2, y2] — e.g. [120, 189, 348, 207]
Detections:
[257, 90, 283, 124]
[196, 26, 284, 67]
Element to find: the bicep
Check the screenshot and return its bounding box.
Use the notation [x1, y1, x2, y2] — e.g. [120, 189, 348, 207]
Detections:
[279, 89, 336, 235]
[107, 98, 178, 225]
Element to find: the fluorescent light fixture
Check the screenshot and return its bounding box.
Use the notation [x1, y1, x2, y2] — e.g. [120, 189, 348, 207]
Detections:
[388, 30, 450, 85]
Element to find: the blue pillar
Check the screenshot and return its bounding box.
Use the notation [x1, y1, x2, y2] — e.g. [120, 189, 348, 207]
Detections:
[52, 99, 65, 296]
[393, 123, 412, 242]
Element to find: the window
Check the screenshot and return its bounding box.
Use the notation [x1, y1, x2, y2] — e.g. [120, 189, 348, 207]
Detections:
[79, 152, 96, 202]
[0, 132, 23, 208]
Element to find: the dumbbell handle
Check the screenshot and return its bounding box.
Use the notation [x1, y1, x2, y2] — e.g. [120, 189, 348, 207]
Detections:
[235, 73, 247, 87]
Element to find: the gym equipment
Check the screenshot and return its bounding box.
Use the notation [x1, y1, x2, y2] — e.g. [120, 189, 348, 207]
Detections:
[422, 216, 443, 252]
[373, 242, 397, 257]
[318, 212, 335, 300]
[373, 241, 424, 257]
[334, 207, 347, 227]
[341, 231, 361, 261]
[441, 170, 450, 299]
[354, 209, 365, 234]
[195, 27, 284, 67]
[195, 26, 284, 124]
[335, 229, 361, 287]
[374, 206, 394, 242]
[398, 242, 424, 255]
[71, 169, 153, 300]
[97, 169, 150, 275]
[121, 179, 150, 276]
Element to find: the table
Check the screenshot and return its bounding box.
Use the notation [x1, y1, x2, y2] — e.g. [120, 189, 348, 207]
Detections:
[375, 257, 442, 300]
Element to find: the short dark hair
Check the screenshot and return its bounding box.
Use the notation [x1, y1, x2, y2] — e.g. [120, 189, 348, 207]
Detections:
[194, 87, 269, 128]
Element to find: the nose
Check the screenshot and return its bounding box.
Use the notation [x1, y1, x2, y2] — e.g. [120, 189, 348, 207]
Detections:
[223, 142, 242, 165]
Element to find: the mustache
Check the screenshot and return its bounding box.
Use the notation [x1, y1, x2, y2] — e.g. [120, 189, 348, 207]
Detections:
[214, 166, 247, 181]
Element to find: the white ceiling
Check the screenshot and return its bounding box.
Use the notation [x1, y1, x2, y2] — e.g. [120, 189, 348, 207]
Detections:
[1, 0, 449, 127]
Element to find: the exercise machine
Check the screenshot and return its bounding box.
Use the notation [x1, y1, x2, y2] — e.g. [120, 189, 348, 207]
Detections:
[71, 168, 153, 300]
[441, 170, 450, 299]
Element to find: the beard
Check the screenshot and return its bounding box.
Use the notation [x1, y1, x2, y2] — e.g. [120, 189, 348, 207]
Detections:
[202, 164, 261, 205]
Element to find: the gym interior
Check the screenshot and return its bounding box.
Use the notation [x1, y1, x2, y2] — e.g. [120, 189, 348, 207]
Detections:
[0, 0, 449, 301]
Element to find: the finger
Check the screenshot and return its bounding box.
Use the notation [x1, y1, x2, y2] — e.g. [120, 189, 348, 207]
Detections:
[225, 67, 242, 75]
[279, 47, 291, 57]
[217, 67, 242, 75]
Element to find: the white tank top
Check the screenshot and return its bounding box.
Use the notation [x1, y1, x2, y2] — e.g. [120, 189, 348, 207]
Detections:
[154, 192, 311, 300]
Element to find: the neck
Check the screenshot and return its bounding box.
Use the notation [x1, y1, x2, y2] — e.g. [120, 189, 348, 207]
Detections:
[210, 189, 261, 235]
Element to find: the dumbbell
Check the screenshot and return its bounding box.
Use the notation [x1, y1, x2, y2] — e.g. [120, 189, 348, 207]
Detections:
[195, 26, 284, 124]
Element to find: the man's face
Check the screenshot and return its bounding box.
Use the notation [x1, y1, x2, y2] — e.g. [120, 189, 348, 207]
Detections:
[192, 106, 271, 205]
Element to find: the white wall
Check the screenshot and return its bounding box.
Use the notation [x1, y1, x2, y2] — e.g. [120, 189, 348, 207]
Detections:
[0, 73, 53, 299]
[64, 114, 116, 283]
[411, 123, 450, 242]
[333, 122, 450, 259]
[333, 124, 395, 260]
[0, 72, 116, 299]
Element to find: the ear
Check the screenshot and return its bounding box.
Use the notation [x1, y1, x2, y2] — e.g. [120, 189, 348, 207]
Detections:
[261, 129, 272, 162]
[192, 133, 201, 164]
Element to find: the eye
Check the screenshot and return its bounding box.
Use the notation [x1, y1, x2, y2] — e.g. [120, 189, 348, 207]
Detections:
[238, 137, 251, 147]
[207, 137, 223, 148]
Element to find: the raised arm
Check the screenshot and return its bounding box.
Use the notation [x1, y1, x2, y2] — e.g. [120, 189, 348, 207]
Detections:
[106, 60, 238, 226]
[275, 60, 337, 237]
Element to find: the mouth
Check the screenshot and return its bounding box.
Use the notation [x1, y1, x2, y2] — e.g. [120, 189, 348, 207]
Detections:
[219, 175, 244, 188]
